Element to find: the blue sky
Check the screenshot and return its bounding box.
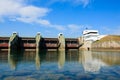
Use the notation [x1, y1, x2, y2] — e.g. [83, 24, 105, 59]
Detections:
[0, 0, 120, 37]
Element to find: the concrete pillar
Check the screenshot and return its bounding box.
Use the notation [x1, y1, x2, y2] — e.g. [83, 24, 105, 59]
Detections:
[78, 37, 84, 49]
[36, 32, 41, 50]
[79, 40, 92, 51]
[58, 33, 65, 50]
[9, 32, 19, 50]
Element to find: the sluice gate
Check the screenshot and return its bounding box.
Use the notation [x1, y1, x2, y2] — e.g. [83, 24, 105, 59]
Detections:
[0, 33, 83, 50]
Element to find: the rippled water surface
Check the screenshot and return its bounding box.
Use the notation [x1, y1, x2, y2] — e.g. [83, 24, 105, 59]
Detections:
[0, 50, 120, 80]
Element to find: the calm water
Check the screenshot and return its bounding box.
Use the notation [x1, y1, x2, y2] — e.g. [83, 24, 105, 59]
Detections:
[0, 50, 120, 80]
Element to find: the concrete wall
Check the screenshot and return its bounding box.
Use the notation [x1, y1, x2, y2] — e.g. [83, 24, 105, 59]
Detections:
[58, 33, 65, 50]
[79, 40, 92, 51]
[35, 33, 41, 50]
[9, 32, 20, 50]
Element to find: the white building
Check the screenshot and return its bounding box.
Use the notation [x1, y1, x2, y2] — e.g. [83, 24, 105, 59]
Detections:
[83, 30, 99, 41]
[83, 29, 106, 42]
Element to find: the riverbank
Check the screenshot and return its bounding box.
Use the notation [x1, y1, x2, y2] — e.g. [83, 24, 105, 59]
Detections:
[92, 35, 120, 50]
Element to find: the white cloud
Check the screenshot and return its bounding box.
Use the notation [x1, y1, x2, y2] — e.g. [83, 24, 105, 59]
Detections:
[0, 0, 49, 24]
[19, 6, 48, 18]
[0, 0, 21, 16]
[101, 26, 120, 35]
[65, 24, 85, 37]
[46, 0, 92, 7]
[0, 0, 92, 33]
[75, 0, 91, 7]
[37, 19, 51, 26]
[67, 24, 93, 33]
[0, 0, 65, 31]
[16, 17, 37, 23]
[68, 24, 83, 32]
[53, 25, 66, 31]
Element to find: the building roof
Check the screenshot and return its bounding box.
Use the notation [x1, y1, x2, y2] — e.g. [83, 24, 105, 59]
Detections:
[83, 30, 99, 35]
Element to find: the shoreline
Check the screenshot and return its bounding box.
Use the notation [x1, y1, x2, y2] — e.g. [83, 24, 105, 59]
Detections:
[1, 48, 120, 52]
[91, 48, 120, 52]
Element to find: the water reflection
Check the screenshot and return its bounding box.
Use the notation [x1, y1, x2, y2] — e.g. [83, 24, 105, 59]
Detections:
[35, 49, 47, 70]
[35, 49, 41, 70]
[2, 50, 120, 71]
[8, 51, 16, 70]
[58, 50, 65, 69]
[66, 50, 79, 62]
[80, 51, 120, 73]
[80, 51, 106, 72]
[35, 50, 66, 69]
[8, 49, 23, 70]
[92, 51, 120, 66]
[1, 50, 120, 79]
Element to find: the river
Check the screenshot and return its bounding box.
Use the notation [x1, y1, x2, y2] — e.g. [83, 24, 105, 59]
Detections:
[0, 50, 120, 80]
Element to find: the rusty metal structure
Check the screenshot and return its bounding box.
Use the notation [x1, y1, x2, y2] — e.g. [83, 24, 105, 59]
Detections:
[0, 33, 83, 50]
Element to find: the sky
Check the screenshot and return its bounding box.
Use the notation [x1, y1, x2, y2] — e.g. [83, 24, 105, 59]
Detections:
[0, 0, 120, 38]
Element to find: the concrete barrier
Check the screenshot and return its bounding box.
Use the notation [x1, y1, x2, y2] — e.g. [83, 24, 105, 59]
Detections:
[79, 41, 92, 51]
[78, 37, 84, 49]
[36, 32, 41, 50]
[9, 32, 20, 50]
[58, 33, 65, 50]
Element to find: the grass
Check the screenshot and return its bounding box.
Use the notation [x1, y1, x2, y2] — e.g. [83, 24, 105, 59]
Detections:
[94, 35, 120, 43]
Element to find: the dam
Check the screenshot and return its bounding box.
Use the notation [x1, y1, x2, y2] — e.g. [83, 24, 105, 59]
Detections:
[0, 33, 83, 50]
